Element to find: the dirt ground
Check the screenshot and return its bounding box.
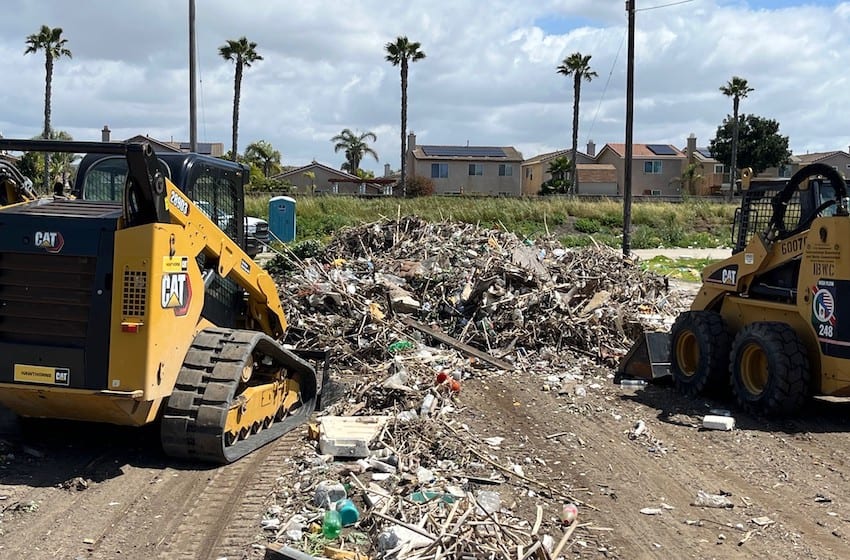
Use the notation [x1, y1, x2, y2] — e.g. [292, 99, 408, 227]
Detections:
[2, 278, 850, 560]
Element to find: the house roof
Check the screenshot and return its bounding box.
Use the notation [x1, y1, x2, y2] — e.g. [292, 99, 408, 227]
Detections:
[602, 143, 684, 158]
[523, 148, 591, 165]
[576, 163, 616, 183]
[689, 147, 719, 162]
[795, 150, 847, 164]
[177, 142, 218, 155]
[272, 161, 359, 181]
[125, 134, 182, 152]
[412, 145, 523, 161]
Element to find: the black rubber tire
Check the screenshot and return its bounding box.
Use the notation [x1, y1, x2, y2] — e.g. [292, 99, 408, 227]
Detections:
[670, 311, 732, 397]
[730, 322, 810, 416]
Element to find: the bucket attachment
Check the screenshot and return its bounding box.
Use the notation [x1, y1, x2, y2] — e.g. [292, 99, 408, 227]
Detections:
[615, 331, 671, 382]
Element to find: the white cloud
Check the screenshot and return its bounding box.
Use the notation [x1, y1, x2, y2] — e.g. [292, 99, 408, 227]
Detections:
[1, 0, 848, 173]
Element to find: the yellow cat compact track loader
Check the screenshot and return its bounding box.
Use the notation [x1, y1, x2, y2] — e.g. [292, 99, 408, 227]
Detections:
[0, 139, 318, 463]
[619, 162, 850, 416]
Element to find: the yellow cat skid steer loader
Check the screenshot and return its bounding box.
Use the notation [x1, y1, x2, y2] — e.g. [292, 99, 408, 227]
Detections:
[0, 139, 318, 463]
[618, 163, 850, 416]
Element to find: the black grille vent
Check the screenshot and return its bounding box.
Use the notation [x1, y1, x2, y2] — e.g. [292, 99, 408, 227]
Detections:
[122, 270, 147, 318]
[0, 253, 95, 347]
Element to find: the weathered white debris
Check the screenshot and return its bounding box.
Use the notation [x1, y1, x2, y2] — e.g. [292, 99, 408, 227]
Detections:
[693, 490, 734, 509]
[703, 415, 735, 431]
[318, 415, 390, 458]
[377, 524, 435, 551]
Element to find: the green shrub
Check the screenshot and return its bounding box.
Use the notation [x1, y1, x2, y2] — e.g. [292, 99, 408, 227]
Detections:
[405, 176, 434, 197]
[574, 217, 601, 234]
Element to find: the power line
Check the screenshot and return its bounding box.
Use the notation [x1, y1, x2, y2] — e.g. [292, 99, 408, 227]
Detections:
[637, 0, 695, 11]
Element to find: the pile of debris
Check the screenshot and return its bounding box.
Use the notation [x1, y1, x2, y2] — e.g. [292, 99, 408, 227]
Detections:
[260, 217, 692, 558]
[278, 216, 689, 369]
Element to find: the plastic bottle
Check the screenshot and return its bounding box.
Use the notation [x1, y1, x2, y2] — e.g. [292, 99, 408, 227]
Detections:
[620, 379, 647, 387]
[322, 509, 342, 538]
[420, 393, 436, 416]
[336, 498, 360, 527]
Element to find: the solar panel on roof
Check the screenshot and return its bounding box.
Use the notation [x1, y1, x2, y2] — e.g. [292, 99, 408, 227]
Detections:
[647, 144, 677, 156]
[421, 146, 506, 158]
[696, 148, 714, 159]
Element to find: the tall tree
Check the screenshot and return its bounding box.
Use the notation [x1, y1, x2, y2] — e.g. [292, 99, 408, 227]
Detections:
[25, 25, 71, 192]
[709, 113, 790, 176]
[331, 128, 378, 174]
[384, 36, 425, 195]
[720, 76, 754, 199]
[219, 37, 262, 162]
[244, 140, 281, 177]
[557, 52, 596, 195]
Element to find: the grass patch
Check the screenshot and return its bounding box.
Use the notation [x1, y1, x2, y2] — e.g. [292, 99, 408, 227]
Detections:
[246, 194, 737, 249]
[639, 255, 719, 283]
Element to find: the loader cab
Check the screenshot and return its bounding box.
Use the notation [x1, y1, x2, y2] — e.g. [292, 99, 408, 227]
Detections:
[73, 152, 247, 248]
[73, 151, 250, 329]
[731, 176, 833, 254]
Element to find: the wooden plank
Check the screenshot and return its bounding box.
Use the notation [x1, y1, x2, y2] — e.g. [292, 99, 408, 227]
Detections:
[398, 316, 515, 371]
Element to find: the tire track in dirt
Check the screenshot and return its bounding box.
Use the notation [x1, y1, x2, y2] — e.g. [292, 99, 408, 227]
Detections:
[154, 430, 304, 560]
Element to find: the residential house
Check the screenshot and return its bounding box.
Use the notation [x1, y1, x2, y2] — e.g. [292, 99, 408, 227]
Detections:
[791, 150, 850, 178]
[681, 134, 724, 195]
[521, 141, 597, 195]
[407, 133, 523, 196]
[106, 127, 225, 157]
[272, 161, 365, 195]
[596, 143, 686, 196]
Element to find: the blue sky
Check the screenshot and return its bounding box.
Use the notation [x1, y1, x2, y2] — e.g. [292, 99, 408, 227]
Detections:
[0, 0, 849, 173]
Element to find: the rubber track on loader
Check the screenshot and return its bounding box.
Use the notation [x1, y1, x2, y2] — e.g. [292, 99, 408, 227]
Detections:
[160, 327, 317, 464]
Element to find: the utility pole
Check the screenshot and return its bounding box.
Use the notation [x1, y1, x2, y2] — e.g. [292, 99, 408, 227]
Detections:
[622, 0, 635, 256]
[189, 0, 198, 153]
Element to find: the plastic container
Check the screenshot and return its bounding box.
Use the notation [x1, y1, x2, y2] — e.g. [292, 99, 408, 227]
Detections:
[420, 393, 436, 416]
[322, 509, 342, 538]
[475, 490, 501, 517]
[560, 503, 579, 524]
[313, 480, 347, 508]
[336, 498, 360, 527]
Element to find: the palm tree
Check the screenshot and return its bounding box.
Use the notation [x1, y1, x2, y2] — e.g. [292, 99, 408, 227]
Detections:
[331, 128, 379, 174]
[556, 52, 597, 195]
[219, 37, 263, 162]
[244, 140, 281, 177]
[384, 36, 425, 195]
[720, 76, 754, 200]
[25, 25, 72, 192]
[542, 155, 572, 195]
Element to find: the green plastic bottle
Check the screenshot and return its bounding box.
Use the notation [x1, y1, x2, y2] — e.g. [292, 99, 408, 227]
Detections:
[322, 509, 342, 538]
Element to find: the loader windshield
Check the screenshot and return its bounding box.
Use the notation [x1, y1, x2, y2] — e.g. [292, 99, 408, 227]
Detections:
[80, 156, 171, 202]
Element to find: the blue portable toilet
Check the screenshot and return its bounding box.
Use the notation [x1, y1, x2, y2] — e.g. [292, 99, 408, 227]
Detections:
[268, 196, 296, 243]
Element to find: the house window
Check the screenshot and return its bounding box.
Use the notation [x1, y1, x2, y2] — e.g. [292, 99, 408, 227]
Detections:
[499, 164, 513, 176]
[778, 164, 791, 178]
[714, 164, 724, 174]
[524, 167, 530, 178]
[644, 160, 662, 174]
[468, 164, 483, 176]
[431, 163, 448, 178]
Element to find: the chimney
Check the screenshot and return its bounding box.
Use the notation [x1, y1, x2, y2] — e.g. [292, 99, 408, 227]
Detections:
[384, 163, 391, 177]
[687, 133, 697, 164]
[586, 139, 596, 157]
[101, 125, 111, 142]
[407, 132, 416, 152]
